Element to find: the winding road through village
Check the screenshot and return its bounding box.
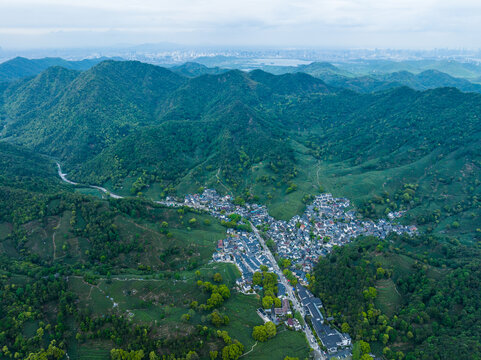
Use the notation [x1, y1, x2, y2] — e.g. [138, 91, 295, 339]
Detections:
[57, 163, 326, 359]
[250, 222, 325, 360]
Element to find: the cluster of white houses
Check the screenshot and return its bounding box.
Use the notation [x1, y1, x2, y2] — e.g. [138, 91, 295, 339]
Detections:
[198, 189, 416, 285]
[163, 189, 417, 358]
[297, 285, 352, 355]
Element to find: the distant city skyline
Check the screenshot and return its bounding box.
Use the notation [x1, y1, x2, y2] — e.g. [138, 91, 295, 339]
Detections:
[1, 0, 481, 50]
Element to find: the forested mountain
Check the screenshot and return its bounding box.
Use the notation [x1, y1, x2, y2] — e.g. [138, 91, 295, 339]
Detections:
[312, 234, 481, 360]
[249, 70, 332, 95]
[2, 61, 186, 164]
[1, 60, 480, 236]
[171, 62, 228, 77]
[324, 70, 481, 93]
[0, 138, 271, 360]
[262, 61, 353, 78]
[1, 58, 481, 359]
[261, 61, 481, 93]
[336, 59, 481, 80]
[379, 69, 481, 91]
[0, 56, 114, 82]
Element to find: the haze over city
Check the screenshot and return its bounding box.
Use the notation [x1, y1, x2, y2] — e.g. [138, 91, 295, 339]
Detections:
[1, 1, 481, 360]
[1, 0, 481, 49]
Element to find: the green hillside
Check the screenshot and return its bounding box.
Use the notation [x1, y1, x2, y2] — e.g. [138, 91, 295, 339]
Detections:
[1, 58, 481, 359]
[171, 62, 228, 77]
[329, 70, 481, 93]
[1, 141, 308, 360]
[312, 234, 481, 360]
[0, 56, 113, 82]
[2, 61, 186, 164]
[266, 62, 481, 93]
[335, 59, 481, 80]
[261, 60, 481, 93]
[1, 60, 481, 237]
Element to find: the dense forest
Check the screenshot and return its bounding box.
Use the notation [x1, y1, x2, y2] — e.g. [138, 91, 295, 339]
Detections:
[1, 60, 480, 233]
[311, 234, 481, 359]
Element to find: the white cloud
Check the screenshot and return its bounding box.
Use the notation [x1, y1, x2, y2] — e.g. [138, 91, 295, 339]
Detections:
[0, 0, 480, 48]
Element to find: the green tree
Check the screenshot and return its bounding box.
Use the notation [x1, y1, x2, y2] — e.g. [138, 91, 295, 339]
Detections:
[360, 340, 371, 355]
[262, 296, 274, 309]
[207, 292, 224, 308]
[222, 342, 244, 360]
[265, 321, 277, 338]
[363, 287, 377, 300]
[149, 351, 159, 360]
[210, 311, 228, 327]
[253, 272, 262, 286]
[252, 325, 268, 342]
[218, 284, 231, 299]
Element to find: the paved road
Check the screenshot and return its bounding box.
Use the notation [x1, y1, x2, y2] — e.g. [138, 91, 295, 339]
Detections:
[250, 222, 326, 360]
[56, 166, 325, 358]
[57, 162, 123, 199]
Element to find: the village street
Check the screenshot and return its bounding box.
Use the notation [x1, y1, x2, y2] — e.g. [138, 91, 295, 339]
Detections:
[57, 168, 415, 359]
[251, 222, 325, 360]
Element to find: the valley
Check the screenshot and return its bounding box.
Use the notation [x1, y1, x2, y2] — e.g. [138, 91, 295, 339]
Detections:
[56, 159, 418, 359]
[0, 58, 480, 360]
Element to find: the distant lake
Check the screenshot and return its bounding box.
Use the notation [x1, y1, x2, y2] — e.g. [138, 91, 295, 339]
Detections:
[249, 58, 312, 66]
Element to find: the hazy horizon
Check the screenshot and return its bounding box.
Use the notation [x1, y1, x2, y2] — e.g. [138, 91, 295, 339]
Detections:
[1, 0, 481, 50]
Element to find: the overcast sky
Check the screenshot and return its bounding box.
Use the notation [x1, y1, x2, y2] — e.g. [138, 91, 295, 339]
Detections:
[0, 0, 480, 49]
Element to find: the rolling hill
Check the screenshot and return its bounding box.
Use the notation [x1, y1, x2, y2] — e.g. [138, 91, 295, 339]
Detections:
[1, 59, 480, 237]
[263, 61, 481, 93]
[334, 59, 481, 80]
[170, 61, 228, 77]
[0, 56, 116, 82]
[1, 58, 481, 360]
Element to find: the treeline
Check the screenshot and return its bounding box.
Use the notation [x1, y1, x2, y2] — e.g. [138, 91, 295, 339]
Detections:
[311, 234, 481, 359]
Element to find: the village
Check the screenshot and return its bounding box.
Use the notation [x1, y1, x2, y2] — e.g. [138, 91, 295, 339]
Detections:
[161, 189, 417, 359]
[181, 189, 416, 283]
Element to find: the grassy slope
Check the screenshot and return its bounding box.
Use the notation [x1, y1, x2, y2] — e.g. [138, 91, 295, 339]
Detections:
[6, 193, 310, 359]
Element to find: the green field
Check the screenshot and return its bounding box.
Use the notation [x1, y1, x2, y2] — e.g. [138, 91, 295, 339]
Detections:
[375, 279, 403, 317]
[245, 329, 310, 360]
[221, 293, 310, 360]
[64, 262, 308, 360]
[68, 340, 111, 360]
[0, 222, 12, 240]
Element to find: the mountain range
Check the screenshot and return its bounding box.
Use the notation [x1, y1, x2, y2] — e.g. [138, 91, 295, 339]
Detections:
[1, 57, 481, 360]
[0, 56, 117, 82]
[3, 56, 481, 94]
[1, 59, 480, 236]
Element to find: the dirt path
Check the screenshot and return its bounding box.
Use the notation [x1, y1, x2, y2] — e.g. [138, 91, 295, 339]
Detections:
[52, 217, 61, 261]
[316, 161, 322, 188]
[57, 162, 123, 199]
[216, 168, 232, 195]
[240, 341, 258, 357]
[124, 218, 161, 236]
[393, 283, 402, 297]
[86, 284, 95, 300]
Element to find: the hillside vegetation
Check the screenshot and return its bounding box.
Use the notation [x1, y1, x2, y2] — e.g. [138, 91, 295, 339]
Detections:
[1, 60, 480, 237]
[312, 234, 481, 359]
[0, 141, 309, 360]
[1, 59, 481, 359]
[0, 56, 111, 82]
